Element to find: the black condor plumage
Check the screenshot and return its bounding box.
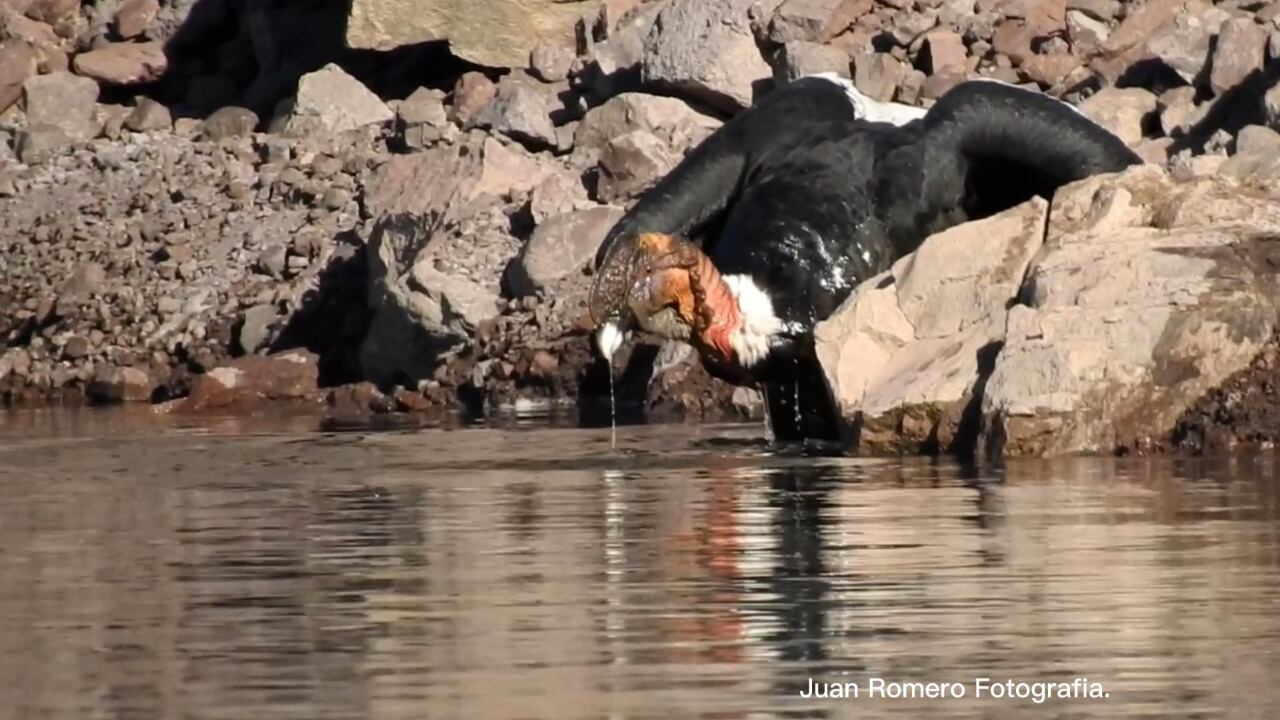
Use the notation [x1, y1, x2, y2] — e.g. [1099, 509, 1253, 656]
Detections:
[589, 76, 1141, 442]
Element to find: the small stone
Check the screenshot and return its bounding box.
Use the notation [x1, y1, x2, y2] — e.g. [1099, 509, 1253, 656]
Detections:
[321, 186, 352, 210]
[202, 106, 258, 139]
[86, 366, 153, 404]
[239, 304, 279, 354]
[62, 335, 90, 360]
[1020, 52, 1081, 87]
[1077, 86, 1156, 145]
[398, 86, 448, 126]
[257, 244, 287, 278]
[124, 96, 171, 131]
[113, 0, 159, 39]
[529, 41, 574, 82]
[773, 41, 850, 83]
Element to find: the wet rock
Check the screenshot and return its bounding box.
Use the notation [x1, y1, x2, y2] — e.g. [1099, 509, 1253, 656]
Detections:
[530, 40, 573, 82]
[853, 52, 905, 101]
[470, 76, 557, 148]
[815, 198, 1049, 453]
[71, 40, 166, 84]
[450, 71, 497, 126]
[1077, 87, 1156, 145]
[273, 63, 393, 137]
[596, 130, 676, 203]
[86, 366, 153, 404]
[641, 0, 773, 113]
[202, 106, 259, 140]
[0, 40, 37, 113]
[176, 350, 321, 412]
[346, 0, 587, 68]
[124, 96, 171, 132]
[327, 381, 390, 415]
[509, 205, 624, 297]
[767, 0, 867, 43]
[773, 40, 850, 83]
[23, 70, 98, 141]
[1210, 17, 1266, 97]
[572, 92, 720, 164]
[983, 166, 1280, 456]
[113, 0, 158, 39]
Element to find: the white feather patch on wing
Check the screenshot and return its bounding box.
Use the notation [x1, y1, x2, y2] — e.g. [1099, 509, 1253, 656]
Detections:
[807, 72, 928, 126]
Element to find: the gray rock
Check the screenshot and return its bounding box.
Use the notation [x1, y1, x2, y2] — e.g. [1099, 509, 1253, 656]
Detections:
[921, 29, 967, 75]
[773, 41, 851, 84]
[412, 264, 500, 334]
[469, 78, 557, 148]
[398, 87, 448, 127]
[1066, 9, 1110, 52]
[981, 165, 1280, 457]
[509, 206, 625, 296]
[273, 63, 393, 137]
[596, 129, 677, 203]
[15, 125, 71, 164]
[239, 304, 280, 354]
[450, 71, 497, 126]
[641, 0, 773, 113]
[22, 72, 99, 142]
[1158, 86, 1199, 137]
[529, 171, 590, 224]
[86, 366, 154, 404]
[114, 0, 160, 39]
[202, 106, 259, 140]
[1210, 17, 1266, 96]
[257, 244, 287, 278]
[1265, 82, 1280, 128]
[767, 0, 865, 43]
[124, 97, 172, 132]
[572, 92, 720, 165]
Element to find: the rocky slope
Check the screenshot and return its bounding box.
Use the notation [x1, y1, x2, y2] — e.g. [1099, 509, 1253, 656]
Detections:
[2, 0, 1280, 453]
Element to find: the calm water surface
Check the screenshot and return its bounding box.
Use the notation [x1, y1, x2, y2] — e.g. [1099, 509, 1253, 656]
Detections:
[1, 409, 1279, 719]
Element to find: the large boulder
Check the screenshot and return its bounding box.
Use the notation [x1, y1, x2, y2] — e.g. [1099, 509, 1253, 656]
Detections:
[641, 0, 774, 113]
[814, 198, 1049, 453]
[346, 0, 593, 68]
[980, 165, 1280, 457]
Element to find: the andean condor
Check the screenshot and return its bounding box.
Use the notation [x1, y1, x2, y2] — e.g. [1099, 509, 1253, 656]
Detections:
[587, 74, 1142, 441]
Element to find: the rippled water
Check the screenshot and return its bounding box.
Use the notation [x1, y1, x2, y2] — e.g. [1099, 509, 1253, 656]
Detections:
[2, 410, 1279, 719]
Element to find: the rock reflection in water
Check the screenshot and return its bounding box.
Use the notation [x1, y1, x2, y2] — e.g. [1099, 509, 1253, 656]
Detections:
[0, 420, 1278, 719]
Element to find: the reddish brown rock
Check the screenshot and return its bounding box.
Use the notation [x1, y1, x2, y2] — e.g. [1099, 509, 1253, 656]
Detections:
[921, 29, 966, 75]
[1020, 52, 1080, 87]
[596, 129, 676, 203]
[451, 71, 496, 125]
[71, 41, 166, 85]
[176, 351, 321, 413]
[1104, 0, 1187, 55]
[992, 20, 1035, 64]
[768, 0, 869, 43]
[0, 40, 36, 113]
